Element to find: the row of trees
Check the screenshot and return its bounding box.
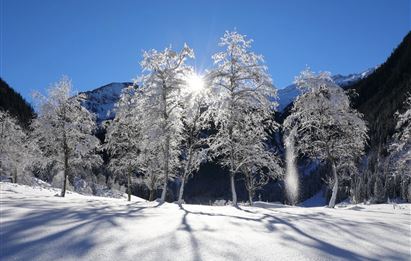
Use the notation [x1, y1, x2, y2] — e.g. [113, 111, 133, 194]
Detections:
[348, 94, 411, 204]
[1, 31, 409, 207]
[105, 32, 283, 206]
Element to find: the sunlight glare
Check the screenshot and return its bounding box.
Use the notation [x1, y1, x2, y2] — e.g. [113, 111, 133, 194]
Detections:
[186, 74, 204, 93]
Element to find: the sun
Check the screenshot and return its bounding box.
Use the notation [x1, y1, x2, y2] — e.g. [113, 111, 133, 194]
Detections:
[186, 73, 204, 93]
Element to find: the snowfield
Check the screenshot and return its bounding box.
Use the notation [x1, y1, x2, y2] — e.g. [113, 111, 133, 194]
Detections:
[1, 182, 410, 261]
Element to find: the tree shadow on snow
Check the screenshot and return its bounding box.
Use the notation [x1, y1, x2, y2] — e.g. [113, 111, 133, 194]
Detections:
[175, 204, 405, 261]
[1, 197, 406, 261]
[177, 204, 241, 261]
[0, 199, 149, 260]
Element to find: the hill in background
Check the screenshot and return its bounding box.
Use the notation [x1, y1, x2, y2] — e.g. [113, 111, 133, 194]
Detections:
[0, 78, 35, 128]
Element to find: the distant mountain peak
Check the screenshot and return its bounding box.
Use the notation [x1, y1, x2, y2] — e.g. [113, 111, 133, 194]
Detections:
[79, 82, 132, 123]
[277, 67, 377, 111]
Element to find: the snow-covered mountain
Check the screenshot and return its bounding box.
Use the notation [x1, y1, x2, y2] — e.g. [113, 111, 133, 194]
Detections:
[79, 82, 132, 123]
[277, 67, 376, 111]
[79, 68, 375, 122]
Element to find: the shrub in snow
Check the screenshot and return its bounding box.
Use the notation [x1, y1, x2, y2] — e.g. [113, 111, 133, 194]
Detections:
[0, 175, 13, 182]
[213, 199, 227, 206]
[73, 176, 93, 195]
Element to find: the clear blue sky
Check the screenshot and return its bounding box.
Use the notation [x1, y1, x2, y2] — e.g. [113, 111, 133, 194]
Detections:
[1, 0, 410, 102]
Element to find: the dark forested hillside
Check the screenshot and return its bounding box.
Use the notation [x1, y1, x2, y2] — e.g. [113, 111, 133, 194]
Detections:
[272, 32, 411, 204]
[0, 78, 35, 128]
[349, 32, 411, 155]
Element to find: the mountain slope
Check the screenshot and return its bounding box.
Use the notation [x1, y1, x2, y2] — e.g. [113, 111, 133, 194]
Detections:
[349, 31, 411, 154]
[0, 78, 35, 128]
[80, 82, 132, 123]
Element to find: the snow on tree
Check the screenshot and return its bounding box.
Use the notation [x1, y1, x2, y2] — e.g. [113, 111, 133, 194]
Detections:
[137, 44, 194, 202]
[236, 112, 283, 206]
[284, 68, 368, 208]
[207, 31, 279, 206]
[0, 110, 35, 183]
[104, 85, 140, 201]
[138, 139, 164, 201]
[177, 76, 211, 204]
[389, 94, 411, 176]
[107, 84, 168, 202]
[388, 94, 411, 201]
[31, 76, 102, 197]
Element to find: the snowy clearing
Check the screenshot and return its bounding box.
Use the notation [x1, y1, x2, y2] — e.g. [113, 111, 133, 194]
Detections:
[1, 182, 410, 261]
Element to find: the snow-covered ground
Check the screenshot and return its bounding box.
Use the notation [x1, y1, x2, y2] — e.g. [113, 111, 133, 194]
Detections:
[1, 182, 410, 261]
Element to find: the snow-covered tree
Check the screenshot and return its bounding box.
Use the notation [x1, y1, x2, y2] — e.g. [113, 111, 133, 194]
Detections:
[208, 31, 279, 206]
[237, 113, 283, 206]
[138, 140, 164, 201]
[388, 94, 411, 201]
[31, 76, 102, 197]
[0, 111, 34, 183]
[105, 85, 140, 201]
[177, 76, 211, 204]
[284, 68, 368, 208]
[137, 44, 194, 202]
[389, 94, 411, 176]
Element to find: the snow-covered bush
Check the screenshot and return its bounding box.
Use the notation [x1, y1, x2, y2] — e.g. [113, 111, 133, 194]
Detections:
[213, 199, 227, 206]
[73, 176, 93, 195]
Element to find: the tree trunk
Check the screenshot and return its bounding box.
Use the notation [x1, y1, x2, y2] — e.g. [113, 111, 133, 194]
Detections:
[13, 167, 17, 184]
[328, 162, 338, 208]
[149, 189, 155, 201]
[178, 176, 186, 204]
[61, 159, 68, 197]
[178, 149, 192, 204]
[160, 132, 171, 202]
[160, 169, 168, 202]
[160, 80, 169, 203]
[61, 127, 69, 197]
[127, 171, 131, 202]
[230, 173, 238, 206]
[248, 190, 253, 206]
